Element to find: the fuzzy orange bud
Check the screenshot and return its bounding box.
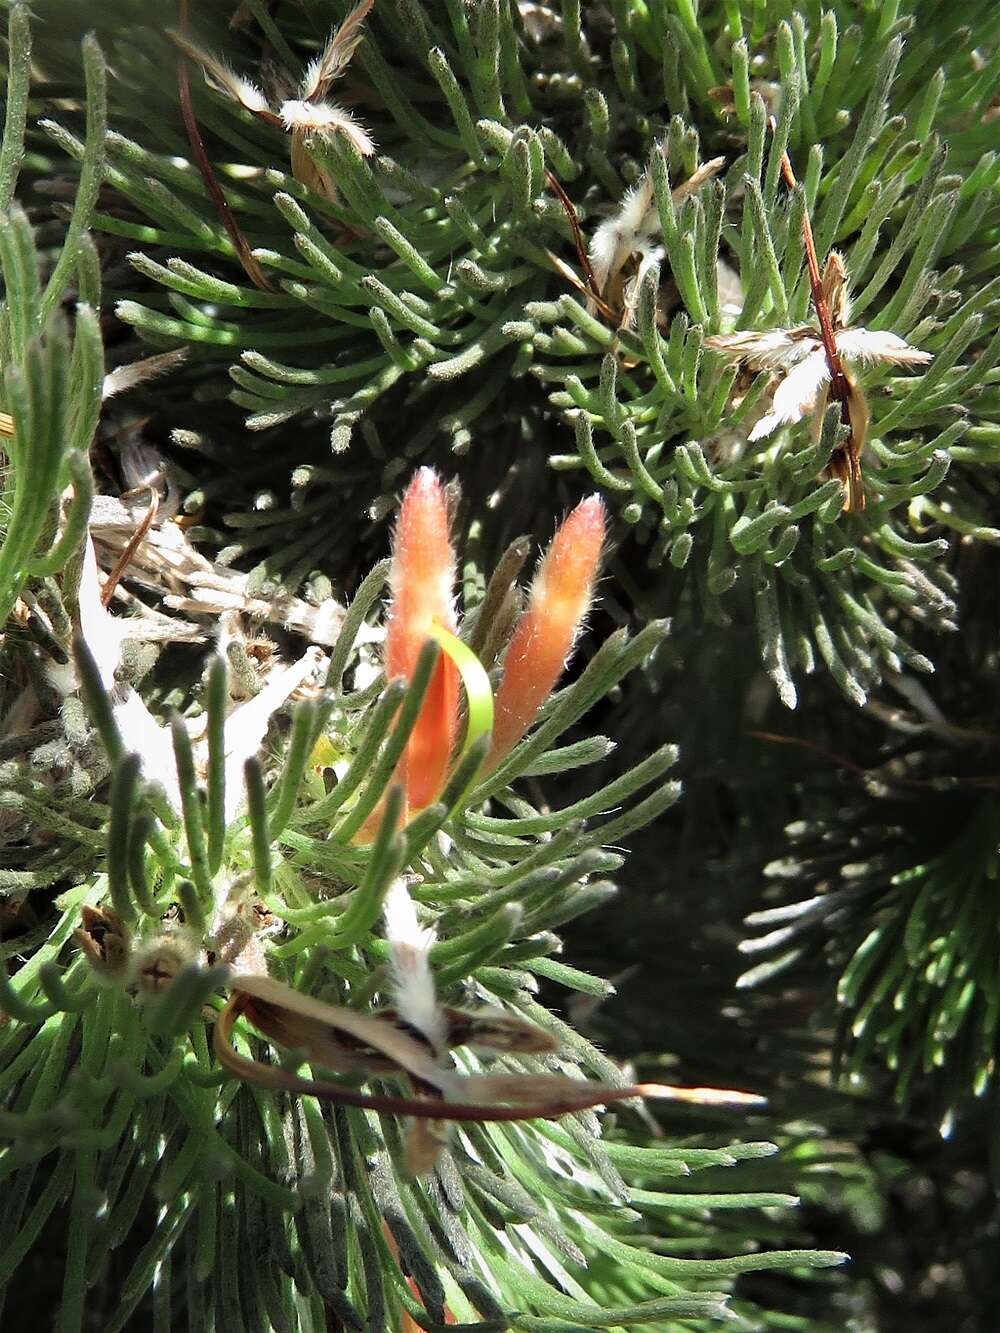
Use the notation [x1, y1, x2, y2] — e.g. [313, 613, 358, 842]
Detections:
[385, 468, 459, 810]
[486, 495, 605, 771]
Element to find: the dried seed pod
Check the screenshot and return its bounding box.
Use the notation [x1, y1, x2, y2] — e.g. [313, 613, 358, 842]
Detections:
[436, 1006, 558, 1054]
[74, 904, 131, 978]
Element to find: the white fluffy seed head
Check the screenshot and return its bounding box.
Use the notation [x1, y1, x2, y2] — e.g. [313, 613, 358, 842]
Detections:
[279, 99, 375, 155]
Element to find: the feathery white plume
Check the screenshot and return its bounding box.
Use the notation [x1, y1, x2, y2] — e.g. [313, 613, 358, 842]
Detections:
[168, 32, 274, 116]
[707, 252, 932, 445]
[299, 0, 375, 101]
[102, 347, 189, 402]
[383, 877, 446, 1055]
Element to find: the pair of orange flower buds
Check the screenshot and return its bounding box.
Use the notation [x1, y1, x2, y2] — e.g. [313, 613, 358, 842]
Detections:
[386, 468, 605, 813]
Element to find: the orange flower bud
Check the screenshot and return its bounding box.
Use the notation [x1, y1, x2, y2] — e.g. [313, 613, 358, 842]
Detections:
[385, 468, 459, 810]
[486, 495, 605, 771]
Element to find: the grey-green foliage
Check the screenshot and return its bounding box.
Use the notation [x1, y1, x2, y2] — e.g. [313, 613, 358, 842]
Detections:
[735, 523, 1000, 1131]
[0, 11, 103, 624]
[741, 773, 1000, 1135]
[0, 540, 844, 1330]
[34, 0, 1000, 705]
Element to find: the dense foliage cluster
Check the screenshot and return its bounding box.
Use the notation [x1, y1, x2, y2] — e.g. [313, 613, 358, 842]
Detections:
[1, 1, 997, 1329]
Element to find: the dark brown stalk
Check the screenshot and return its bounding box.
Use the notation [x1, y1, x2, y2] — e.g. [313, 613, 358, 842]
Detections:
[774, 124, 864, 511]
[750, 730, 1000, 790]
[545, 169, 603, 300]
[176, 0, 277, 293]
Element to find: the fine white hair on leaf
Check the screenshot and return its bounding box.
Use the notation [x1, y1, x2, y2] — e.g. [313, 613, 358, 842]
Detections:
[834, 328, 934, 366]
[229, 77, 273, 116]
[383, 878, 446, 1054]
[619, 245, 661, 330]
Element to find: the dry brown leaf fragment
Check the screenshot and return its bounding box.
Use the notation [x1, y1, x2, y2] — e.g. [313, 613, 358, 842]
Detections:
[214, 973, 764, 1127]
[211, 882, 761, 1174]
[437, 1005, 558, 1054]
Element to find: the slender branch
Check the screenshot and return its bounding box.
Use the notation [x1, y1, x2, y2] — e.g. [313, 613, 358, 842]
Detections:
[545, 169, 602, 300]
[101, 487, 158, 606]
[773, 131, 848, 403]
[750, 730, 1000, 790]
[176, 0, 277, 293]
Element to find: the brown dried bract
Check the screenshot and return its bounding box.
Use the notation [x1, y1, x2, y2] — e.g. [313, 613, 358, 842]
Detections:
[74, 904, 131, 977]
[211, 972, 764, 1180]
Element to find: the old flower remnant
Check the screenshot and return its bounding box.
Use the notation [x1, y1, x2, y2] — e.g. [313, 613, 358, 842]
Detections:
[587, 155, 726, 329]
[706, 253, 932, 510]
[213, 877, 765, 1175]
[171, 0, 375, 203]
[64, 537, 321, 824]
[707, 143, 932, 513]
[546, 156, 725, 331]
